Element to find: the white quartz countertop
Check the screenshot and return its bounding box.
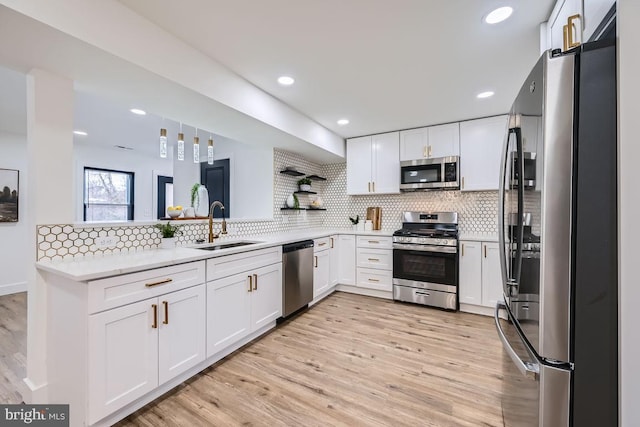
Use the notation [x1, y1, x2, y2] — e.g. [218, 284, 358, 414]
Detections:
[459, 233, 499, 242]
[36, 228, 395, 282]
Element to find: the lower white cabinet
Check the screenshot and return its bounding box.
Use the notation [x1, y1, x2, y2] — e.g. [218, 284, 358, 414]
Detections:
[329, 236, 339, 286]
[207, 262, 282, 357]
[459, 241, 502, 308]
[356, 237, 393, 292]
[338, 235, 356, 285]
[313, 244, 331, 298]
[88, 284, 206, 424]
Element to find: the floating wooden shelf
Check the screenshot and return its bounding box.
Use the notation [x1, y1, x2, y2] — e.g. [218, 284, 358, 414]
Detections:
[159, 216, 209, 220]
[306, 174, 327, 181]
[279, 169, 305, 177]
[280, 207, 327, 211]
[294, 190, 317, 195]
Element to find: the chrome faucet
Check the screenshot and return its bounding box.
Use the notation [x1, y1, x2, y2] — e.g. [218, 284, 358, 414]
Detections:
[208, 200, 228, 243]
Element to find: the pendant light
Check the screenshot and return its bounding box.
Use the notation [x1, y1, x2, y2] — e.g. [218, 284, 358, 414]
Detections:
[159, 128, 167, 158]
[208, 136, 215, 165]
[177, 123, 184, 161]
[193, 135, 200, 163]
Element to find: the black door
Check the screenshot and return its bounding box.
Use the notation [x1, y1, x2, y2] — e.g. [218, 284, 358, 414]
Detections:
[157, 175, 173, 219]
[200, 159, 230, 217]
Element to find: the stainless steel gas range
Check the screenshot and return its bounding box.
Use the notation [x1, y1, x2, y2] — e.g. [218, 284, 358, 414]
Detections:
[392, 211, 459, 310]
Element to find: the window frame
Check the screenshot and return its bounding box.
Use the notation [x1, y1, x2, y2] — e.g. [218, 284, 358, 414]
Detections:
[83, 167, 135, 221]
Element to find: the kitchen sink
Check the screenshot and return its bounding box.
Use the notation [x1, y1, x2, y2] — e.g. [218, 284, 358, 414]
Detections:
[194, 240, 262, 251]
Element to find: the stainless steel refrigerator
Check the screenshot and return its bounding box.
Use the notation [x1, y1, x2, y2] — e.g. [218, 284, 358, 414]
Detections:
[495, 39, 617, 427]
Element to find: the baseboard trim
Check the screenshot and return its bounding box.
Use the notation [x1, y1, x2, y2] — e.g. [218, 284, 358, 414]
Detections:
[0, 281, 27, 296]
[23, 377, 47, 404]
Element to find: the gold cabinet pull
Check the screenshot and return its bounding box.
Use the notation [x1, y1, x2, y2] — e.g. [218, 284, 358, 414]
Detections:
[368, 182, 371, 192]
[563, 24, 569, 51]
[162, 301, 168, 325]
[368, 278, 380, 282]
[152, 304, 158, 329]
[372, 182, 375, 192]
[368, 258, 380, 262]
[248, 275, 253, 293]
[368, 240, 380, 244]
[330, 237, 334, 248]
[484, 245, 487, 258]
[423, 145, 428, 158]
[428, 145, 432, 158]
[253, 274, 258, 291]
[461, 177, 465, 190]
[314, 256, 318, 268]
[318, 242, 327, 246]
[567, 14, 581, 49]
[145, 278, 173, 288]
[461, 243, 465, 257]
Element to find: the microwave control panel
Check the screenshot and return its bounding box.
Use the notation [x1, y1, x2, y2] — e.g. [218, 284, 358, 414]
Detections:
[444, 162, 458, 182]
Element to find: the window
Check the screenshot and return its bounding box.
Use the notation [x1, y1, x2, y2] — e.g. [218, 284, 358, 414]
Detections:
[84, 168, 134, 221]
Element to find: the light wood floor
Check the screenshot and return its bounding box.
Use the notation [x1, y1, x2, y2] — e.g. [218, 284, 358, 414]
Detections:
[119, 292, 507, 427]
[0, 292, 27, 404]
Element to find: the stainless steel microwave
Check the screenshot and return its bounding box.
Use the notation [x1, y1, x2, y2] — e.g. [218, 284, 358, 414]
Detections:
[400, 156, 460, 191]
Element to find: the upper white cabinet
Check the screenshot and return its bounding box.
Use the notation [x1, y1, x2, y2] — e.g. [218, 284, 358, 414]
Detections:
[548, 0, 583, 52]
[459, 115, 508, 192]
[546, 0, 616, 53]
[400, 123, 459, 161]
[347, 132, 400, 195]
[583, 0, 615, 41]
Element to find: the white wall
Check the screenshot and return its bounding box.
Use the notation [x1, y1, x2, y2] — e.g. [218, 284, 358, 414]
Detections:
[74, 143, 173, 221]
[618, 2, 639, 425]
[0, 131, 27, 295]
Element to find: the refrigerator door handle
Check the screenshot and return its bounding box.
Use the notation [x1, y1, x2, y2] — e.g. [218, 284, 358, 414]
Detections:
[495, 302, 539, 380]
[498, 124, 514, 296]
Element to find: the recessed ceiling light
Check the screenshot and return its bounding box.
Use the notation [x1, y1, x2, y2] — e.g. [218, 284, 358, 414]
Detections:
[477, 91, 495, 99]
[485, 6, 513, 24]
[130, 108, 146, 115]
[337, 119, 350, 126]
[277, 76, 295, 86]
[73, 130, 88, 136]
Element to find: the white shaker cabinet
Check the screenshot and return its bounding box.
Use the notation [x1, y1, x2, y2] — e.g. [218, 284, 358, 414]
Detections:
[338, 234, 356, 286]
[459, 115, 508, 192]
[548, 0, 583, 52]
[313, 242, 331, 298]
[400, 123, 459, 161]
[459, 241, 503, 310]
[481, 242, 502, 308]
[459, 241, 482, 305]
[583, 0, 615, 41]
[89, 299, 159, 425]
[206, 261, 282, 357]
[329, 236, 339, 287]
[89, 284, 206, 425]
[347, 131, 400, 195]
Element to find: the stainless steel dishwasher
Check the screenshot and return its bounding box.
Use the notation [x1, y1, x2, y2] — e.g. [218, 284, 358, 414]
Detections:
[282, 240, 314, 318]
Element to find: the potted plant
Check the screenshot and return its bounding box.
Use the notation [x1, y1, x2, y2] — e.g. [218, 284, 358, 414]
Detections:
[297, 177, 312, 192]
[154, 222, 183, 249]
[349, 215, 360, 231]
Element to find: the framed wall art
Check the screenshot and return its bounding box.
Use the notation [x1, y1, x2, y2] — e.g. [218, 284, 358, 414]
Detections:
[0, 169, 19, 222]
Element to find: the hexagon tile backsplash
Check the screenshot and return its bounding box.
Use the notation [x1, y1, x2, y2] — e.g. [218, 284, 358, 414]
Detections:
[37, 150, 499, 261]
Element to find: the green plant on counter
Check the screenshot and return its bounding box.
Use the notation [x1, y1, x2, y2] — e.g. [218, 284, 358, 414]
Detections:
[349, 215, 360, 225]
[297, 177, 312, 186]
[190, 183, 201, 207]
[154, 222, 183, 238]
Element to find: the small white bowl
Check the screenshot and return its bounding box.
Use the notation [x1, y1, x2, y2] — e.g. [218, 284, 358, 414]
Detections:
[167, 209, 182, 218]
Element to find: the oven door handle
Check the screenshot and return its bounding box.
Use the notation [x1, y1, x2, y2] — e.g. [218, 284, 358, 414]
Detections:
[392, 243, 457, 254]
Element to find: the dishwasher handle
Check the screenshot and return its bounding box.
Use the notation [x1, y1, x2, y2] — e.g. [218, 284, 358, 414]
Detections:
[283, 240, 315, 253]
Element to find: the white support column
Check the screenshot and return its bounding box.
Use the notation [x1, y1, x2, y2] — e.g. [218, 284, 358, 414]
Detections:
[24, 69, 74, 403]
[619, 1, 640, 425]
